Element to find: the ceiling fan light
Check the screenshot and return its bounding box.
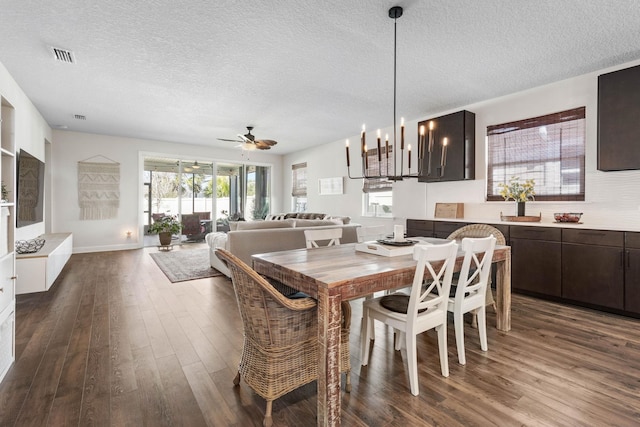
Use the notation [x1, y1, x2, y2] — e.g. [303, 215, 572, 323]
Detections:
[192, 161, 200, 169]
[243, 143, 257, 151]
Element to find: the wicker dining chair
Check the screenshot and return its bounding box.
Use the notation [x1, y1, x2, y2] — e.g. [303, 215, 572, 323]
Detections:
[215, 248, 351, 427]
[447, 223, 506, 326]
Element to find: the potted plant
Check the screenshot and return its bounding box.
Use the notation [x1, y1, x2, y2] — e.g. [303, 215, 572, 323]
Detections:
[498, 176, 535, 216]
[148, 215, 181, 246]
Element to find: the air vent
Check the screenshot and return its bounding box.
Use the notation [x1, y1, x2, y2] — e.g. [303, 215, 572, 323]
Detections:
[51, 47, 75, 64]
[74, 114, 86, 120]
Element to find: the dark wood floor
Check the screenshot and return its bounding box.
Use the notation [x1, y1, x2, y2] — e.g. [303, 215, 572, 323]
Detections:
[1, 245, 639, 426]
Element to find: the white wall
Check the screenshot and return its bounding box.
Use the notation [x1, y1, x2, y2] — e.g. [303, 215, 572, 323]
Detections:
[0, 62, 52, 242]
[51, 130, 283, 252]
[284, 58, 640, 233]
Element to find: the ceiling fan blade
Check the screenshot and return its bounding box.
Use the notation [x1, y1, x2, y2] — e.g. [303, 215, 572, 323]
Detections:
[255, 139, 278, 146]
[218, 127, 277, 150]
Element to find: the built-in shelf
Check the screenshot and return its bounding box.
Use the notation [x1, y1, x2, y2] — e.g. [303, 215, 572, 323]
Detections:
[0, 96, 16, 384]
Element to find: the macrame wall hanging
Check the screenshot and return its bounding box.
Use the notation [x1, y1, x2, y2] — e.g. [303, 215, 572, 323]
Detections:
[77, 155, 120, 220]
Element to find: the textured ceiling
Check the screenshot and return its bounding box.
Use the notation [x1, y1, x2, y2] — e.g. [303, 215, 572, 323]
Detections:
[1, 1, 639, 154]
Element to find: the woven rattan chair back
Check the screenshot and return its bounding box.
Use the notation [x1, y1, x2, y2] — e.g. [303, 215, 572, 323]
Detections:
[447, 223, 506, 245]
[215, 248, 350, 427]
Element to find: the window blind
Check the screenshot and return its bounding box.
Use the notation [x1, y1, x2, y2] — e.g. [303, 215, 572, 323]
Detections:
[291, 162, 307, 197]
[486, 107, 585, 201]
[363, 146, 393, 193]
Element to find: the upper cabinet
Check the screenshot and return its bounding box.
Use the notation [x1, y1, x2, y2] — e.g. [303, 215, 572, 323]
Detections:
[597, 64, 640, 171]
[418, 110, 475, 182]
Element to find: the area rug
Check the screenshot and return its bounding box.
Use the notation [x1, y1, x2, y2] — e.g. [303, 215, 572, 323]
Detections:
[150, 248, 223, 282]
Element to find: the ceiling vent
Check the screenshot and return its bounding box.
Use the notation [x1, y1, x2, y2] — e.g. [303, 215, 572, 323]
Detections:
[51, 47, 75, 64]
[74, 114, 86, 120]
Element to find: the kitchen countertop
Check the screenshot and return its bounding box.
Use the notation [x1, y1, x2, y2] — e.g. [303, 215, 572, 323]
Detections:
[417, 216, 640, 232]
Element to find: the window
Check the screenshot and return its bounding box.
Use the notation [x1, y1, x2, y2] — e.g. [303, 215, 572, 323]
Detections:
[363, 147, 393, 217]
[291, 162, 307, 212]
[487, 107, 585, 201]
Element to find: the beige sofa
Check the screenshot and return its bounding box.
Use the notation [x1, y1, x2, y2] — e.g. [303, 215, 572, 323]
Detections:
[205, 218, 359, 277]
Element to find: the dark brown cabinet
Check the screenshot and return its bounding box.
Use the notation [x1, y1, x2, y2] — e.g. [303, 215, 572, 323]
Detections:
[598, 63, 640, 171]
[510, 226, 562, 296]
[406, 219, 434, 238]
[406, 218, 640, 317]
[562, 229, 624, 310]
[418, 110, 475, 182]
[433, 221, 468, 239]
[624, 232, 640, 313]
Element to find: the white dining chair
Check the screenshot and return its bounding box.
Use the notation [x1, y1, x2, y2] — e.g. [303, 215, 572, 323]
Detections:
[304, 228, 342, 248]
[448, 235, 496, 365]
[361, 240, 459, 396]
[447, 224, 506, 327]
[357, 225, 390, 310]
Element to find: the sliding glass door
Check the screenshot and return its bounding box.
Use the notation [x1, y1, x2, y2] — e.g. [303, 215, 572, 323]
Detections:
[144, 158, 181, 225]
[144, 157, 271, 241]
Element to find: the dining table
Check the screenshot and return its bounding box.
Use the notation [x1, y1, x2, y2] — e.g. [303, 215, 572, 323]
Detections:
[252, 238, 511, 427]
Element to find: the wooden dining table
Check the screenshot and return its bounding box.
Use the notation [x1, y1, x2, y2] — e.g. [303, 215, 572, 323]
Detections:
[252, 239, 511, 427]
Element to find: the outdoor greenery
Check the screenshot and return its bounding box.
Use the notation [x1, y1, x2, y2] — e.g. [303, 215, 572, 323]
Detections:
[215, 176, 229, 197]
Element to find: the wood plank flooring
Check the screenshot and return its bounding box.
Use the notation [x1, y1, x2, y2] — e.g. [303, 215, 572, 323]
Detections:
[1, 245, 639, 426]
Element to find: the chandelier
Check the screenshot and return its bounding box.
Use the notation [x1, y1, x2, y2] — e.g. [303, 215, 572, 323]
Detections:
[346, 6, 435, 181]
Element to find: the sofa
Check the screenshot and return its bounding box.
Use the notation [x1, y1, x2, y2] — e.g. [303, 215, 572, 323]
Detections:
[205, 217, 359, 278]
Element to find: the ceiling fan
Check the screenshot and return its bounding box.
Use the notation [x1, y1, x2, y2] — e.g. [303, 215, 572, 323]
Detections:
[217, 126, 278, 150]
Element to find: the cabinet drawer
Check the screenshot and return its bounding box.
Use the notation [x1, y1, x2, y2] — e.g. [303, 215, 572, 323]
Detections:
[406, 219, 434, 237]
[626, 232, 640, 249]
[562, 229, 623, 246]
[406, 219, 433, 231]
[0, 255, 14, 313]
[510, 226, 561, 241]
[0, 309, 15, 381]
[434, 221, 468, 237]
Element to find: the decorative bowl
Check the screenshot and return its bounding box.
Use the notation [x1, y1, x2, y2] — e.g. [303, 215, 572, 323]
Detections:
[15, 238, 46, 254]
[554, 212, 583, 223]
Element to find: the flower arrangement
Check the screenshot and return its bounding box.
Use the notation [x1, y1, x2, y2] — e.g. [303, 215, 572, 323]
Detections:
[498, 177, 535, 202]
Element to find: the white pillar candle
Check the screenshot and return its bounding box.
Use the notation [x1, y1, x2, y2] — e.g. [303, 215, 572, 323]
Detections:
[394, 224, 404, 242]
